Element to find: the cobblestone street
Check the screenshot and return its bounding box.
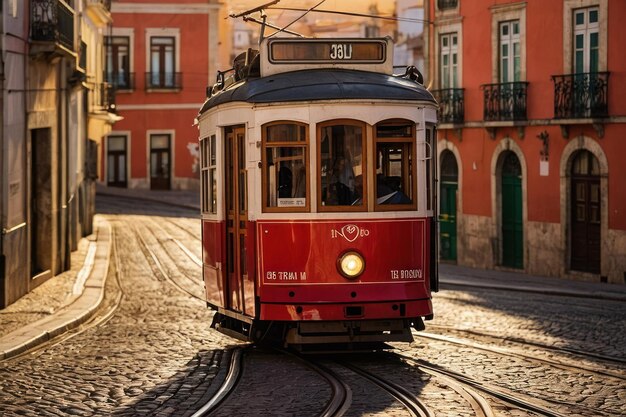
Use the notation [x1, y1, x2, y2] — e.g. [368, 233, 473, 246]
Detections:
[0, 194, 624, 416]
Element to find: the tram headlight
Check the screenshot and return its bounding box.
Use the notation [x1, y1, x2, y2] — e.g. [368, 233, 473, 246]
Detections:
[337, 251, 365, 279]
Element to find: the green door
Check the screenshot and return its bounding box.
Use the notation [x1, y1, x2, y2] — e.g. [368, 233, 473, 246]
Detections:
[439, 151, 458, 261]
[501, 152, 523, 268]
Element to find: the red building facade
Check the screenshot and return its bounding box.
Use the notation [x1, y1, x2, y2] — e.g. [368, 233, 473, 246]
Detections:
[105, 0, 222, 190]
[426, 0, 626, 283]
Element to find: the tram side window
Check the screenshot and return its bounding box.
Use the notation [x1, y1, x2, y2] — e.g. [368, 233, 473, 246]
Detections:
[200, 135, 217, 214]
[319, 121, 365, 210]
[374, 121, 416, 210]
[425, 124, 437, 211]
[263, 122, 308, 211]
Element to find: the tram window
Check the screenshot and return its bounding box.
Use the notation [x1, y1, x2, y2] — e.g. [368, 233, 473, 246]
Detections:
[318, 121, 365, 211]
[262, 122, 309, 211]
[425, 124, 437, 211]
[201, 135, 218, 214]
[374, 121, 416, 210]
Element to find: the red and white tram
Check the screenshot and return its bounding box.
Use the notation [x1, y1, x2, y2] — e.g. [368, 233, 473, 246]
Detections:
[198, 37, 438, 347]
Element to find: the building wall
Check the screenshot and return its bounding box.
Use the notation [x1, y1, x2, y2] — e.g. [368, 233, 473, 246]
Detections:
[431, 0, 626, 284]
[1, 0, 113, 308]
[107, 1, 222, 190]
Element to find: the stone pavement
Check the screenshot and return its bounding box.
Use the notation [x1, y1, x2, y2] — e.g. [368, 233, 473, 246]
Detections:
[0, 185, 624, 360]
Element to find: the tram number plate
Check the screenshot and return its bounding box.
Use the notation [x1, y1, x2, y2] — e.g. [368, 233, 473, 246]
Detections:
[390, 269, 423, 280]
[330, 44, 352, 60]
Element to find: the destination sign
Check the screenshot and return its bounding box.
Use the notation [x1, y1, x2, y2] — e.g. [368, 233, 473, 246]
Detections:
[269, 39, 386, 64]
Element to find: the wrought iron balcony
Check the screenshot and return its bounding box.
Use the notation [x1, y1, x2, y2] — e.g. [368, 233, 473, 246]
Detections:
[145, 72, 182, 90]
[31, 0, 75, 52]
[552, 72, 609, 119]
[482, 81, 529, 121]
[432, 88, 464, 124]
[92, 83, 116, 113]
[105, 72, 135, 90]
[101, 83, 116, 113]
[438, 0, 458, 10]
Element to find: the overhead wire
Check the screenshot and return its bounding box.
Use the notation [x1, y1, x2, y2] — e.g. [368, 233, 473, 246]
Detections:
[266, 6, 433, 24]
[266, 0, 327, 38]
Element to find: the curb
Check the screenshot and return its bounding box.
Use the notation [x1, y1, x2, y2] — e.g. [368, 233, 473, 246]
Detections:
[440, 278, 626, 302]
[0, 216, 112, 360]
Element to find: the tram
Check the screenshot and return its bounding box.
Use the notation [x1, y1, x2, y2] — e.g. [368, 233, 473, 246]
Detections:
[197, 36, 438, 347]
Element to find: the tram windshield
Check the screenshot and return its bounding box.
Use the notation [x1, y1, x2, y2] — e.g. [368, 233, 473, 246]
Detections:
[320, 122, 364, 208]
[260, 119, 418, 213]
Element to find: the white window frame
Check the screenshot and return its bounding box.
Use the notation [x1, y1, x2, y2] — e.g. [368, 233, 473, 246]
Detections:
[105, 131, 131, 186]
[145, 28, 181, 87]
[563, 0, 607, 74]
[573, 7, 600, 73]
[490, 3, 526, 83]
[434, 19, 463, 89]
[440, 32, 459, 89]
[146, 129, 176, 185]
[110, 28, 135, 84]
[499, 20, 521, 83]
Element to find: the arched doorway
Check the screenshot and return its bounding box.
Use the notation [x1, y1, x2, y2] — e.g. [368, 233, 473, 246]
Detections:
[570, 150, 601, 273]
[440, 150, 458, 261]
[501, 151, 523, 269]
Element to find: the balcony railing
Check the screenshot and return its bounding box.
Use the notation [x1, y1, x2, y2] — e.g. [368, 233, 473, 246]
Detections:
[552, 72, 609, 119]
[437, 0, 458, 10]
[145, 72, 182, 90]
[482, 81, 529, 121]
[31, 0, 75, 52]
[92, 82, 116, 113]
[105, 72, 135, 90]
[101, 83, 116, 113]
[432, 88, 464, 124]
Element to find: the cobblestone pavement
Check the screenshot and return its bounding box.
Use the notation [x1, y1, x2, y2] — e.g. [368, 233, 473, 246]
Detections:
[1, 192, 625, 416]
[0, 196, 241, 416]
[392, 288, 626, 416]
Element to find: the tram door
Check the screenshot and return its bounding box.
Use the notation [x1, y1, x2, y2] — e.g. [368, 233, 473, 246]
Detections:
[225, 127, 247, 313]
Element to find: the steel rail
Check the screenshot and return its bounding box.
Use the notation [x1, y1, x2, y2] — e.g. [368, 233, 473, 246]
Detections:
[427, 324, 626, 366]
[130, 222, 205, 302]
[191, 348, 244, 417]
[280, 350, 352, 417]
[339, 360, 433, 417]
[396, 353, 616, 417]
[415, 330, 626, 380]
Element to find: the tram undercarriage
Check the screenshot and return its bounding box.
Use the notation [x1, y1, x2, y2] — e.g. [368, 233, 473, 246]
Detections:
[210, 311, 426, 347]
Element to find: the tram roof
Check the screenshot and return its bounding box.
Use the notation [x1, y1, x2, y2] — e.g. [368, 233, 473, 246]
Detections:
[198, 69, 436, 115]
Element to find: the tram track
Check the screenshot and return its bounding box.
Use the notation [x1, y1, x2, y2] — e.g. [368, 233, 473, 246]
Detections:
[413, 329, 626, 380]
[191, 348, 244, 417]
[337, 359, 433, 417]
[396, 352, 619, 417]
[426, 324, 626, 367]
[130, 221, 205, 302]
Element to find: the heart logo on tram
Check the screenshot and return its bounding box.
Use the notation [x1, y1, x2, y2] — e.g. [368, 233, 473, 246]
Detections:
[341, 224, 360, 242]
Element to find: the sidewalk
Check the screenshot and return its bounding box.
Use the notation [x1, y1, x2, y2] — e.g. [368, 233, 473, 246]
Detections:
[1, 187, 624, 359]
[0, 215, 111, 360]
[439, 263, 626, 302]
